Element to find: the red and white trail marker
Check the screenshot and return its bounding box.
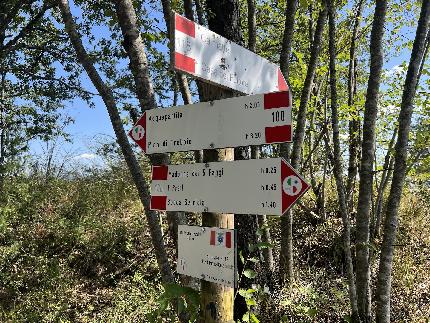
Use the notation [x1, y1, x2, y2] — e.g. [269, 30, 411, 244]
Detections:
[128, 91, 292, 154]
[171, 12, 288, 95]
[150, 158, 309, 216]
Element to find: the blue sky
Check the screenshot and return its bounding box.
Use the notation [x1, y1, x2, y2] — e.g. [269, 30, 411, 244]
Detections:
[28, 1, 420, 166]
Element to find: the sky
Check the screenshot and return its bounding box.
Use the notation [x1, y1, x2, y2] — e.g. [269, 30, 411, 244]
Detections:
[28, 1, 420, 167]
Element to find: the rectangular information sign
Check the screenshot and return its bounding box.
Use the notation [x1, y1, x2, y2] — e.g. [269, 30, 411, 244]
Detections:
[128, 91, 292, 154]
[177, 225, 236, 287]
[171, 12, 288, 95]
[150, 158, 309, 215]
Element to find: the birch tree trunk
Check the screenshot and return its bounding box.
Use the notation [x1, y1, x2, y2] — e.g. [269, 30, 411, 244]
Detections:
[57, 0, 175, 294]
[280, 4, 327, 285]
[327, 1, 359, 320]
[355, 1, 387, 320]
[375, 1, 430, 321]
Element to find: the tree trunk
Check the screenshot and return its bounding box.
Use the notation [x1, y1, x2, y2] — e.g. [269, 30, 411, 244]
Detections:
[355, 1, 387, 320]
[0, 71, 5, 195]
[346, 0, 364, 206]
[370, 129, 396, 241]
[198, 1, 243, 321]
[181, 0, 205, 163]
[247, 0, 256, 52]
[375, 1, 430, 322]
[327, 1, 359, 320]
[194, 0, 205, 25]
[58, 0, 175, 296]
[280, 4, 327, 285]
[278, 0, 297, 224]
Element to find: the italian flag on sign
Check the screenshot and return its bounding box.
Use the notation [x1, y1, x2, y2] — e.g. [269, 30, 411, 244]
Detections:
[210, 230, 232, 248]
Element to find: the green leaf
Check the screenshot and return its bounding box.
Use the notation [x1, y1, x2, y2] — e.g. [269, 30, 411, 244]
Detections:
[243, 269, 257, 279]
[239, 288, 249, 298]
[238, 250, 245, 265]
[255, 242, 273, 249]
[246, 298, 257, 307]
[250, 313, 260, 323]
[177, 297, 185, 313]
[163, 283, 185, 297]
[242, 312, 250, 322]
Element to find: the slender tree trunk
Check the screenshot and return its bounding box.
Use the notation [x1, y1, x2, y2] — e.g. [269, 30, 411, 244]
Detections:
[245, 0, 274, 282]
[279, 0, 298, 82]
[376, 2, 430, 322]
[280, 4, 327, 285]
[355, 1, 387, 321]
[58, 0, 175, 294]
[160, 0, 193, 105]
[247, 0, 256, 52]
[327, 1, 359, 320]
[198, 1, 243, 321]
[370, 129, 396, 241]
[290, 5, 327, 171]
[346, 0, 364, 206]
[181, 0, 205, 163]
[0, 71, 5, 195]
[278, 0, 297, 161]
[194, 0, 205, 25]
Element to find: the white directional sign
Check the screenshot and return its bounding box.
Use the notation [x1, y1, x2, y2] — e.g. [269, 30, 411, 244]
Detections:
[128, 91, 292, 154]
[150, 158, 309, 215]
[177, 225, 236, 287]
[171, 12, 288, 95]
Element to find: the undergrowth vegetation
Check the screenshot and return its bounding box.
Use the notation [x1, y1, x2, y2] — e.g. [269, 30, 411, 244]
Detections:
[0, 161, 429, 322]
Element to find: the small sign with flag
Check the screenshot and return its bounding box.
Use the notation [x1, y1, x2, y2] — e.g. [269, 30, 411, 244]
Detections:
[177, 225, 236, 287]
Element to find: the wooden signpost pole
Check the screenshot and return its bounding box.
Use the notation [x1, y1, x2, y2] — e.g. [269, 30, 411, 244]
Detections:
[199, 87, 235, 323]
[198, 2, 239, 321]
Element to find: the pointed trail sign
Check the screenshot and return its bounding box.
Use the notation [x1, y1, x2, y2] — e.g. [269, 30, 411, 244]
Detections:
[128, 91, 292, 154]
[171, 12, 288, 95]
[150, 158, 309, 216]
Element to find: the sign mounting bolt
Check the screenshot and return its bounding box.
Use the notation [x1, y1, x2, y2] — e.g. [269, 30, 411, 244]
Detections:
[210, 101, 214, 106]
[210, 143, 214, 148]
[205, 163, 209, 168]
[204, 207, 209, 212]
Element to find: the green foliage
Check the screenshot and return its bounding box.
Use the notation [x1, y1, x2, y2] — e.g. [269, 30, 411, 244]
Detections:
[148, 283, 200, 322]
[0, 159, 167, 322]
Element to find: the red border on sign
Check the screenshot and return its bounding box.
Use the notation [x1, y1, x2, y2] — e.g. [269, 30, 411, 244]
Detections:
[265, 125, 292, 143]
[175, 52, 196, 74]
[225, 232, 232, 248]
[264, 91, 290, 109]
[278, 69, 289, 91]
[152, 165, 168, 180]
[281, 159, 310, 214]
[150, 196, 167, 210]
[175, 14, 196, 38]
[128, 112, 147, 153]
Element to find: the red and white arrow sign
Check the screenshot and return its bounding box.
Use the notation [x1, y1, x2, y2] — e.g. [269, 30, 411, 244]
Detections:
[171, 12, 288, 95]
[150, 158, 309, 215]
[128, 91, 292, 154]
